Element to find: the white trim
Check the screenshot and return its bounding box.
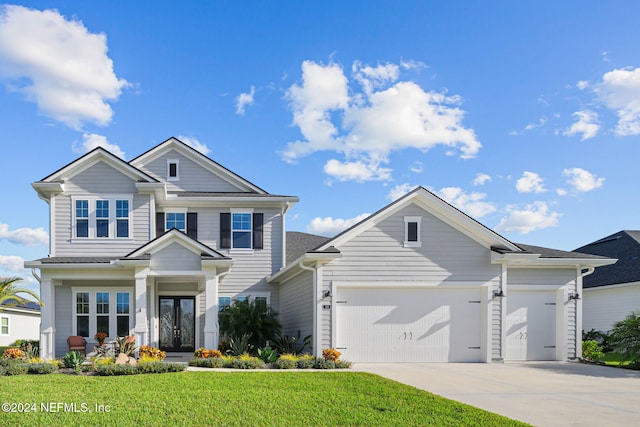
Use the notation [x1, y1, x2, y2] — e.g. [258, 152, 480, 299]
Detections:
[404, 215, 422, 248]
[331, 280, 492, 289]
[71, 287, 134, 343]
[583, 281, 640, 292]
[71, 195, 133, 240]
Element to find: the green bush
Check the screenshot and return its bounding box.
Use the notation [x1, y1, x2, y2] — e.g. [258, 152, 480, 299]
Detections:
[2, 361, 28, 376]
[583, 329, 613, 352]
[227, 354, 265, 369]
[257, 347, 278, 363]
[274, 354, 298, 369]
[582, 340, 604, 361]
[188, 357, 225, 368]
[62, 351, 84, 369]
[219, 299, 282, 350]
[27, 362, 57, 374]
[609, 311, 640, 366]
[135, 361, 186, 374]
[335, 360, 353, 369]
[95, 363, 137, 376]
[227, 334, 254, 356]
[296, 355, 316, 369]
[313, 359, 336, 369]
[272, 330, 312, 355]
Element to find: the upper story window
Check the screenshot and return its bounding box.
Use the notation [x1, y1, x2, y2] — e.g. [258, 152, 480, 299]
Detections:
[220, 212, 263, 250]
[404, 216, 422, 248]
[166, 212, 186, 232]
[167, 159, 179, 181]
[72, 196, 133, 240]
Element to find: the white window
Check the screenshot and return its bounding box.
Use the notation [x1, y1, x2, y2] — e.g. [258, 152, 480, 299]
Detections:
[0, 317, 8, 335]
[404, 216, 422, 247]
[167, 159, 179, 181]
[165, 212, 186, 232]
[232, 212, 252, 249]
[72, 196, 133, 240]
[72, 288, 133, 340]
[219, 293, 270, 309]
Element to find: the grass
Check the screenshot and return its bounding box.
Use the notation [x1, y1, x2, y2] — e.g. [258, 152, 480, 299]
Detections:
[0, 371, 528, 426]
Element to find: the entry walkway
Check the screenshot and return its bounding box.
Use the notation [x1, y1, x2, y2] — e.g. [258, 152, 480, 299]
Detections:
[353, 362, 640, 427]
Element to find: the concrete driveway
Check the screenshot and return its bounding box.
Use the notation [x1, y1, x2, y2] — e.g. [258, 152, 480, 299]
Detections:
[353, 362, 640, 427]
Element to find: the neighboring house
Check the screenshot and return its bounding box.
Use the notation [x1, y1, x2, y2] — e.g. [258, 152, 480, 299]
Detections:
[271, 188, 614, 362]
[574, 230, 640, 333]
[0, 301, 41, 347]
[25, 137, 615, 362]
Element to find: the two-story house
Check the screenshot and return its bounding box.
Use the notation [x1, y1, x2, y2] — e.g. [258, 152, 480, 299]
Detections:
[26, 137, 615, 362]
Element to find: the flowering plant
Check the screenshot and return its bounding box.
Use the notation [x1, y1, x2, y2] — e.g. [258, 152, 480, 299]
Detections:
[94, 332, 108, 342]
[322, 348, 341, 361]
[3, 348, 25, 359]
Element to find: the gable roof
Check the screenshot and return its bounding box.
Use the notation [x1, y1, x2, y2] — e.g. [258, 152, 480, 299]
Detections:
[574, 230, 640, 288]
[122, 228, 229, 260]
[286, 231, 331, 264]
[129, 136, 267, 194]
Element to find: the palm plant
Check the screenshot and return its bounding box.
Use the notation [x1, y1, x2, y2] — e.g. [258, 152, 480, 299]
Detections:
[219, 299, 281, 351]
[0, 277, 44, 310]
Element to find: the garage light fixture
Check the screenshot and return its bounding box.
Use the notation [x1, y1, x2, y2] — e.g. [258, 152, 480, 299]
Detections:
[322, 290, 332, 298]
[492, 290, 505, 298]
[568, 293, 581, 300]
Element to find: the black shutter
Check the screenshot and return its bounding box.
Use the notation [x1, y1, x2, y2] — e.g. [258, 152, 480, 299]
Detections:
[156, 212, 165, 238]
[187, 212, 198, 239]
[220, 213, 231, 249]
[253, 213, 264, 249]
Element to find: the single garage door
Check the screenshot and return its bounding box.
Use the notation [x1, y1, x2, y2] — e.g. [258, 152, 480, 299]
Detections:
[335, 286, 483, 362]
[505, 290, 557, 361]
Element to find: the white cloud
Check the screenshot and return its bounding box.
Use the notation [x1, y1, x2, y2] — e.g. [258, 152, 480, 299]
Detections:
[435, 187, 496, 218]
[409, 161, 424, 174]
[516, 171, 547, 193]
[0, 223, 48, 246]
[576, 80, 589, 90]
[306, 213, 370, 237]
[563, 110, 600, 140]
[177, 135, 211, 156]
[473, 173, 491, 186]
[282, 60, 480, 182]
[323, 158, 392, 182]
[495, 202, 561, 234]
[595, 67, 640, 136]
[73, 133, 126, 159]
[0, 255, 39, 291]
[563, 167, 605, 192]
[400, 59, 427, 71]
[0, 5, 128, 129]
[386, 183, 417, 201]
[235, 85, 256, 116]
[556, 188, 568, 196]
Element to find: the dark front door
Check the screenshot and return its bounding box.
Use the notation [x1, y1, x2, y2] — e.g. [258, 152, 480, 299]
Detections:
[159, 296, 196, 352]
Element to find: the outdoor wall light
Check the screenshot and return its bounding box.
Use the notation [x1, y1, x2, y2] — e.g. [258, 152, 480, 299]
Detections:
[322, 290, 332, 298]
[492, 290, 505, 298]
[568, 293, 581, 300]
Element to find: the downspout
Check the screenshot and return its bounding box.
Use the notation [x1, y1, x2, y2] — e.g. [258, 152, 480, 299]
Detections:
[574, 266, 595, 359]
[298, 261, 319, 356]
[31, 269, 41, 283]
[282, 205, 287, 269]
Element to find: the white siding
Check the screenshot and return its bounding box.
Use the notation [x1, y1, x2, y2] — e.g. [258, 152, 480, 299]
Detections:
[0, 310, 40, 346]
[55, 284, 72, 358]
[150, 243, 201, 271]
[321, 203, 500, 350]
[136, 150, 243, 192]
[278, 270, 313, 341]
[583, 283, 640, 333]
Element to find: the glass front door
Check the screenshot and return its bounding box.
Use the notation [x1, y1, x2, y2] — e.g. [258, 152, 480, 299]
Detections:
[159, 296, 195, 352]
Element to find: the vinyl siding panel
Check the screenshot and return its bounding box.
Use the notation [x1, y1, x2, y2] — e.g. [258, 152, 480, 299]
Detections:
[0, 311, 40, 346]
[136, 151, 242, 192]
[491, 295, 503, 360]
[150, 243, 201, 271]
[278, 271, 313, 341]
[54, 284, 72, 358]
[583, 283, 640, 332]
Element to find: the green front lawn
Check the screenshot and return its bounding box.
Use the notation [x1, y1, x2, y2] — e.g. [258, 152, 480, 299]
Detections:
[0, 371, 527, 426]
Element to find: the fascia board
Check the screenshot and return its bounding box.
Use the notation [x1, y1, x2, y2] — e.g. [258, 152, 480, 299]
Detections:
[268, 252, 341, 284]
[45, 151, 155, 184]
[160, 195, 299, 208]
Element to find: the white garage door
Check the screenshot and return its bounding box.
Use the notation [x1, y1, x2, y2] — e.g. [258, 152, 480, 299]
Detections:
[505, 290, 557, 361]
[335, 287, 483, 362]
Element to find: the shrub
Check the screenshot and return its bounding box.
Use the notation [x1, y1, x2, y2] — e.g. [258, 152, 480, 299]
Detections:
[335, 360, 352, 369]
[227, 353, 265, 369]
[3, 348, 25, 359]
[95, 363, 137, 376]
[583, 329, 613, 352]
[296, 354, 316, 369]
[27, 362, 57, 374]
[139, 345, 166, 361]
[2, 361, 28, 376]
[257, 347, 278, 363]
[193, 348, 222, 359]
[272, 330, 312, 355]
[94, 357, 114, 367]
[116, 336, 136, 357]
[135, 361, 186, 374]
[322, 348, 341, 362]
[219, 299, 282, 350]
[188, 357, 225, 368]
[582, 340, 604, 362]
[313, 359, 336, 369]
[227, 334, 254, 356]
[62, 351, 84, 370]
[274, 353, 298, 369]
[609, 311, 640, 366]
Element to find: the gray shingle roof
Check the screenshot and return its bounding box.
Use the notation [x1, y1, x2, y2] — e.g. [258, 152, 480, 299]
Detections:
[38, 257, 116, 264]
[286, 232, 331, 264]
[1, 300, 41, 311]
[574, 230, 640, 288]
[514, 243, 610, 259]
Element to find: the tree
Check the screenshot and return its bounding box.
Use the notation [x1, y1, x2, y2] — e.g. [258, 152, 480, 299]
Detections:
[0, 277, 44, 310]
[218, 299, 281, 350]
[609, 311, 640, 367]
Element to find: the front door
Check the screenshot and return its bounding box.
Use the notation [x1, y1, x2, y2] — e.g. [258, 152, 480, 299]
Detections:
[159, 296, 196, 352]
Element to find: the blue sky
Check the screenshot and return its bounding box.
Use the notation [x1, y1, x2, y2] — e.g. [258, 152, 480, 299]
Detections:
[1, 1, 639, 294]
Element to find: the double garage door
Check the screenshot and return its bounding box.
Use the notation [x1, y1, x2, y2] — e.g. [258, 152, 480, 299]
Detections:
[335, 286, 483, 362]
[335, 286, 559, 362]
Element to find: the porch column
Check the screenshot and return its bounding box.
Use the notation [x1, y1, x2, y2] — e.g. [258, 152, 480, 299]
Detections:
[39, 277, 55, 359]
[133, 269, 149, 346]
[203, 271, 219, 349]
